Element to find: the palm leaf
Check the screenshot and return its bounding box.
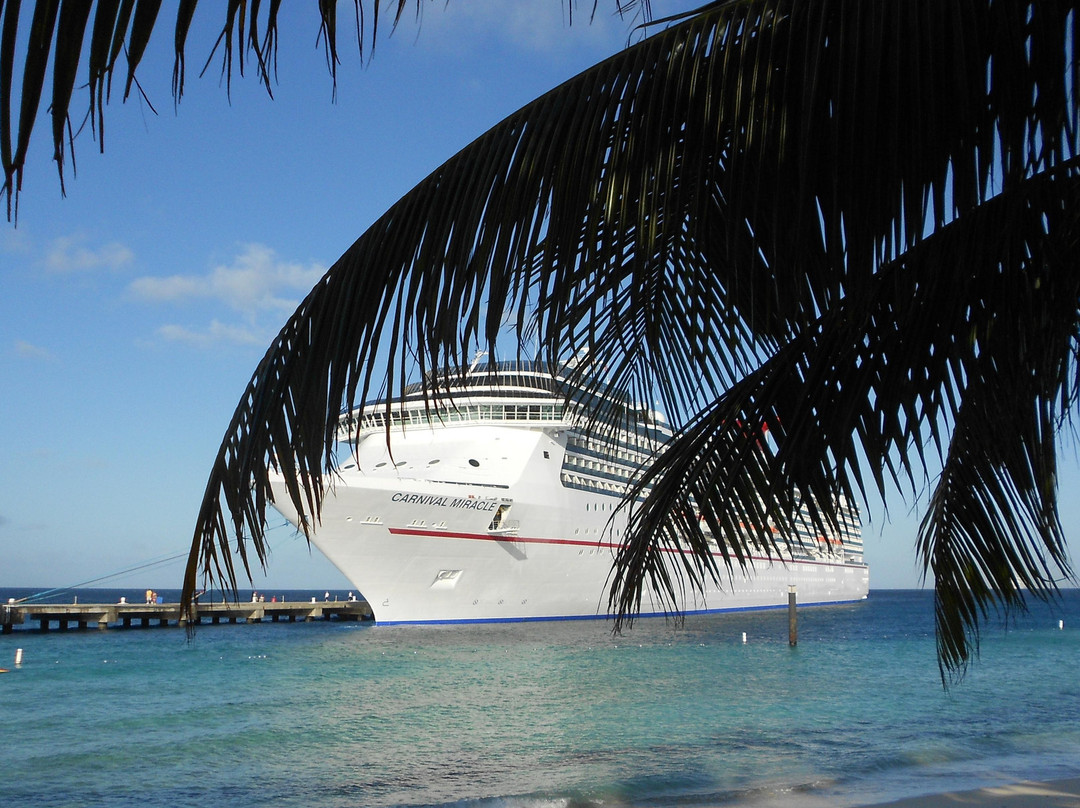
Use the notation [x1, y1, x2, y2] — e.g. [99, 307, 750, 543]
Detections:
[4, 0, 58, 216]
[180, 0, 1078, 680]
[5, 0, 1076, 677]
[1, 0, 423, 218]
[49, 0, 91, 191]
[606, 161, 1080, 680]
[86, 0, 129, 150]
[0, 0, 23, 218]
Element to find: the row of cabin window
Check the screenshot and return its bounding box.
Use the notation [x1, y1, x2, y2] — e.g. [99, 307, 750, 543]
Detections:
[358, 403, 565, 430]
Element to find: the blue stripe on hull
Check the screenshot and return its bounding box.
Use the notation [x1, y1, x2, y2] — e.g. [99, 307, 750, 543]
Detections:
[373, 596, 869, 626]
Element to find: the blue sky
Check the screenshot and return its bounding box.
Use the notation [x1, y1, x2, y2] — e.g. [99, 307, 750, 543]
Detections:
[1, 2, 1071, 595]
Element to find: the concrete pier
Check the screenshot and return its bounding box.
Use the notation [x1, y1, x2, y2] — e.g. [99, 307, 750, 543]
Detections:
[1, 599, 372, 634]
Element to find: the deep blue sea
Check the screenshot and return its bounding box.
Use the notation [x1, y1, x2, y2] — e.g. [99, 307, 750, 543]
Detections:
[1, 588, 1077, 808]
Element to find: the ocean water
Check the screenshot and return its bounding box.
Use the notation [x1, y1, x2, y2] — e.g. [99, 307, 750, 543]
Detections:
[1, 588, 1077, 808]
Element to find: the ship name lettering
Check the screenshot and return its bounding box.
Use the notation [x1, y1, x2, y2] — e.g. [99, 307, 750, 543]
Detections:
[391, 492, 450, 507]
[449, 497, 498, 511]
[390, 492, 498, 511]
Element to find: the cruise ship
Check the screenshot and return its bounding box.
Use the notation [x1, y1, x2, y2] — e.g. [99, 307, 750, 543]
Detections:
[269, 360, 869, 624]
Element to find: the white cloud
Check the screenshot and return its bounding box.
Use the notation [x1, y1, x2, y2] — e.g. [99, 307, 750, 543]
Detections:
[130, 244, 325, 350]
[14, 340, 57, 361]
[129, 243, 325, 317]
[44, 235, 134, 273]
[129, 274, 204, 301]
[156, 320, 268, 348]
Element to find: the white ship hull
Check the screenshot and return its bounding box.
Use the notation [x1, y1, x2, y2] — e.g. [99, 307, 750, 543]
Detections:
[270, 412, 869, 625]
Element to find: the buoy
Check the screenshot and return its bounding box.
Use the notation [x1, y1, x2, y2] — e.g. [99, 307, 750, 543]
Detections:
[1060, 620, 1065, 630]
[15, 648, 24, 666]
[742, 632, 747, 643]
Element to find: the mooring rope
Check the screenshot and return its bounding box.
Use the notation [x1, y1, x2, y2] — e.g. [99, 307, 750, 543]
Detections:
[10, 520, 299, 604]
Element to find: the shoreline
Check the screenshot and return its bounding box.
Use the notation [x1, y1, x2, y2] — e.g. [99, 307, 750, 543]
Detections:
[858, 778, 1080, 808]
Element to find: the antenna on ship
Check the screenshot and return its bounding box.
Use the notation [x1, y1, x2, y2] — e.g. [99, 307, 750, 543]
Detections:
[566, 346, 589, 370]
[468, 350, 488, 373]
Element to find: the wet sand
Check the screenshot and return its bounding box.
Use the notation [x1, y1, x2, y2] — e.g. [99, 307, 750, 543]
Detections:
[861, 778, 1080, 808]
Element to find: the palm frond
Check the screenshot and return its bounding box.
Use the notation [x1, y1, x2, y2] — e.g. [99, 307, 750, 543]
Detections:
[606, 161, 1080, 679]
[1, 0, 429, 219]
[163, 0, 1076, 679]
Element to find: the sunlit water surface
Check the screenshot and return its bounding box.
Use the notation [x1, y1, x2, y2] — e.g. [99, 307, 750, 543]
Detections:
[1, 589, 1078, 807]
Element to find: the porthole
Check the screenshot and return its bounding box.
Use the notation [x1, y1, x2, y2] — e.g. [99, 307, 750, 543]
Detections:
[469, 459, 480, 467]
[374, 462, 387, 468]
[428, 459, 440, 465]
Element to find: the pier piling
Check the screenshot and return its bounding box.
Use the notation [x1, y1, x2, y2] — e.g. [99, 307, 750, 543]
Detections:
[788, 585, 798, 646]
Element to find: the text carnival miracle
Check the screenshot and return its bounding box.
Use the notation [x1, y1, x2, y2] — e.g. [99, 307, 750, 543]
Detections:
[390, 492, 500, 512]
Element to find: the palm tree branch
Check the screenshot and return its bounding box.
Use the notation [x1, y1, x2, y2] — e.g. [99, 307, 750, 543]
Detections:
[170, 2, 1080, 684]
[606, 162, 1080, 668]
[1, 0, 439, 218]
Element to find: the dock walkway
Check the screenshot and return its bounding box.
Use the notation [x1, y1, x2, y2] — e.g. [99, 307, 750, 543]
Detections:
[1, 599, 373, 633]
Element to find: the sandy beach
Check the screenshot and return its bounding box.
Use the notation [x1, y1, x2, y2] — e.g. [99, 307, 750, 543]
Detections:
[862, 778, 1080, 808]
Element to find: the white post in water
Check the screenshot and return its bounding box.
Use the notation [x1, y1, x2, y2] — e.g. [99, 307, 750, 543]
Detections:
[1060, 620, 1065, 630]
[742, 632, 747, 644]
[788, 585, 798, 647]
[15, 648, 23, 667]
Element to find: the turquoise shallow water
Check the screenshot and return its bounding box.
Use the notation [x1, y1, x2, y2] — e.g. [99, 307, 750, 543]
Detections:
[1, 589, 1078, 807]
